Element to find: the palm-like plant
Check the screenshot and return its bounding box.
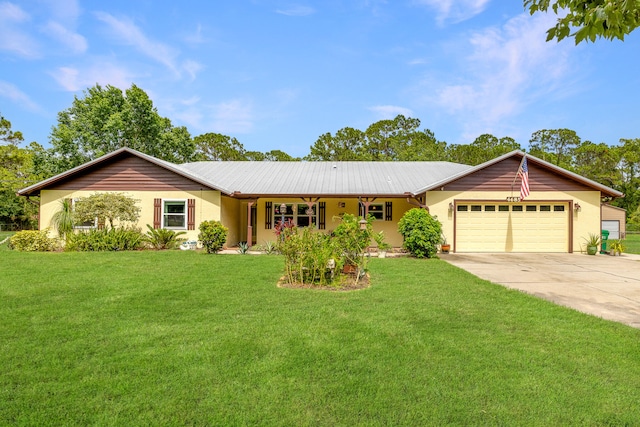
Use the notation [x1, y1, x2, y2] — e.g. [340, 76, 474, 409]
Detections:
[144, 224, 186, 250]
[50, 199, 74, 238]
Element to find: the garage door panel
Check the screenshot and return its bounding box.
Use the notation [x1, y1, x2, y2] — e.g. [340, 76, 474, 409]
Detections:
[456, 203, 568, 253]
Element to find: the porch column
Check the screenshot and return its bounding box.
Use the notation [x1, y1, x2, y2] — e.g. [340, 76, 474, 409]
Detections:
[359, 197, 376, 217]
[247, 200, 255, 246]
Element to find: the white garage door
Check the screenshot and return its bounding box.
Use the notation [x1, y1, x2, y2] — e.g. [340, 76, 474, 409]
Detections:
[456, 203, 569, 253]
[601, 220, 620, 240]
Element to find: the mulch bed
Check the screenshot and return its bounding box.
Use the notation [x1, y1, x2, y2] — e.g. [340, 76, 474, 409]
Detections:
[277, 273, 370, 291]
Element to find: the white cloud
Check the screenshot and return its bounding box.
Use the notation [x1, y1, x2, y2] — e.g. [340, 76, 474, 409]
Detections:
[0, 2, 39, 57]
[0, 80, 42, 112]
[94, 11, 180, 75]
[182, 60, 204, 81]
[43, 21, 88, 54]
[170, 98, 255, 135]
[369, 105, 414, 119]
[414, 0, 490, 25]
[421, 12, 575, 140]
[51, 62, 134, 92]
[211, 99, 254, 134]
[276, 5, 316, 16]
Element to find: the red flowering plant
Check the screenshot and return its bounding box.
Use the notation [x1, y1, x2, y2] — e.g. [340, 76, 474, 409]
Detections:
[274, 218, 296, 239]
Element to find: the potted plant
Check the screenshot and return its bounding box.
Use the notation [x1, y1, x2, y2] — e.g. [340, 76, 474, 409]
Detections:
[440, 234, 451, 254]
[374, 231, 392, 258]
[609, 239, 625, 256]
[583, 233, 601, 255]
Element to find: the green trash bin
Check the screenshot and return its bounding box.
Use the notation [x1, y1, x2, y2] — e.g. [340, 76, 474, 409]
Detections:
[601, 229, 609, 254]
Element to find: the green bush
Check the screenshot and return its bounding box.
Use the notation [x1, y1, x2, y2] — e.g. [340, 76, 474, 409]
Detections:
[398, 208, 442, 258]
[279, 226, 337, 286]
[332, 214, 373, 268]
[198, 220, 228, 254]
[65, 227, 144, 251]
[9, 229, 56, 252]
[143, 225, 186, 250]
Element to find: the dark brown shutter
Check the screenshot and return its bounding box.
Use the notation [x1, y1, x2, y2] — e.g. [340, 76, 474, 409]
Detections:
[187, 199, 196, 230]
[318, 202, 326, 229]
[358, 203, 364, 218]
[385, 202, 392, 221]
[265, 202, 272, 229]
[97, 217, 105, 229]
[153, 198, 162, 229]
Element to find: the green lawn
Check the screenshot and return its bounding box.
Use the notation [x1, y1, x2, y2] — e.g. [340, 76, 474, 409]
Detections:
[624, 233, 640, 254]
[0, 232, 13, 252]
[2, 251, 640, 425]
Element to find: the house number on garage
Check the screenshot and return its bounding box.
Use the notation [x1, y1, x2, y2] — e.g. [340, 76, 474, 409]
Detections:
[506, 196, 521, 202]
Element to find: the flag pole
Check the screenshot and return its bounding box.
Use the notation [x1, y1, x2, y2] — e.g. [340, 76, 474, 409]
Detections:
[511, 154, 527, 192]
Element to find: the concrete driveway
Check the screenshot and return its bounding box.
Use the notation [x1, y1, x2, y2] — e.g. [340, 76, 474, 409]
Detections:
[442, 253, 640, 328]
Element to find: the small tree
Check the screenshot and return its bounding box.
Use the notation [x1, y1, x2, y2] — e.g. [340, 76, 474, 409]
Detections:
[73, 192, 140, 229]
[50, 199, 74, 238]
[398, 208, 442, 258]
[332, 214, 373, 280]
[198, 220, 228, 253]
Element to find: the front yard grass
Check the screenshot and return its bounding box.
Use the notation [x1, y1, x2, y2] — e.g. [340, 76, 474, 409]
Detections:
[2, 251, 640, 425]
[0, 231, 13, 251]
[624, 233, 640, 254]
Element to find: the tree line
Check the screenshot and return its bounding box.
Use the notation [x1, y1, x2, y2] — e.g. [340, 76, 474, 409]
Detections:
[1, 83, 639, 230]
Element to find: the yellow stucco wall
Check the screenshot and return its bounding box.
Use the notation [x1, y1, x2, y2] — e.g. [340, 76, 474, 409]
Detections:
[253, 198, 415, 248]
[40, 189, 222, 241]
[425, 190, 602, 253]
[221, 196, 242, 246]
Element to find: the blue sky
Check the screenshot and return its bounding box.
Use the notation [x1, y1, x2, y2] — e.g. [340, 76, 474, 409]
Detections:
[1, 0, 639, 158]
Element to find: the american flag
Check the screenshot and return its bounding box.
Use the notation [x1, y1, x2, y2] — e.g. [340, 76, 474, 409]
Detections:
[518, 156, 530, 200]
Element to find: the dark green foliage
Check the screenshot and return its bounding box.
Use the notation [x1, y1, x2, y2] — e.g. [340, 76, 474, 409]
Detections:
[143, 224, 186, 250]
[198, 220, 228, 253]
[65, 227, 144, 251]
[8, 229, 56, 252]
[39, 84, 195, 176]
[398, 208, 442, 258]
[0, 139, 40, 229]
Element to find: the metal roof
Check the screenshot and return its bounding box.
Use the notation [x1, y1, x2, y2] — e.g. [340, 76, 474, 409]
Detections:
[179, 161, 473, 197]
[18, 147, 623, 199]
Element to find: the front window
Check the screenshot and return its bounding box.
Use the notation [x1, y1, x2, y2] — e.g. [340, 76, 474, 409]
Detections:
[274, 203, 316, 228]
[368, 204, 384, 220]
[163, 200, 186, 229]
[72, 198, 97, 229]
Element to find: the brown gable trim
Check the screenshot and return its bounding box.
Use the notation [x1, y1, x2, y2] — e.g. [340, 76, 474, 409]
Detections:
[18, 147, 229, 196]
[443, 156, 593, 193]
[412, 150, 623, 198]
[48, 155, 208, 192]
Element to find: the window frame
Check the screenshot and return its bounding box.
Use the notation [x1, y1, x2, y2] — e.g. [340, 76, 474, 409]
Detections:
[71, 198, 97, 230]
[368, 204, 384, 220]
[274, 203, 318, 228]
[162, 199, 188, 230]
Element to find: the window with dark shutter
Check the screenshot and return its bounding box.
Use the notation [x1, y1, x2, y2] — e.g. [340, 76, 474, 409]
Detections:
[153, 198, 162, 229]
[265, 202, 272, 229]
[318, 202, 326, 229]
[385, 202, 392, 221]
